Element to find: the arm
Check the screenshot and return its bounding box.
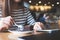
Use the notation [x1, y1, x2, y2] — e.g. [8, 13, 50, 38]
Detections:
[24, 10, 35, 30]
[26, 11, 35, 26]
[0, 16, 14, 31]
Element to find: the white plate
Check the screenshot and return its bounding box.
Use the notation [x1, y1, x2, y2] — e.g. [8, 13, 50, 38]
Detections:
[38, 29, 59, 32]
[8, 30, 32, 34]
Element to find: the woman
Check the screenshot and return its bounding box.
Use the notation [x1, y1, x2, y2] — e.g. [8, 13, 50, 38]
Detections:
[9, 0, 35, 30]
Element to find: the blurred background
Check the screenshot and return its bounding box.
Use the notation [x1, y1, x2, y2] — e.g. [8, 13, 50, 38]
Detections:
[0, 0, 60, 29]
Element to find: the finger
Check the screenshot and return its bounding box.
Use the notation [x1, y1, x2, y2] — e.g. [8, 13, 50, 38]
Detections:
[7, 16, 14, 25]
[3, 17, 13, 26]
[0, 23, 9, 31]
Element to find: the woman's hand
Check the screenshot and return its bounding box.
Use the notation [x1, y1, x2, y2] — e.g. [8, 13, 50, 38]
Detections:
[33, 22, 45, 32]
[0, 16, 14, 31]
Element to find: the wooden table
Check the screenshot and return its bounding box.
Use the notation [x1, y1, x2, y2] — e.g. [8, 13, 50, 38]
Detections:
[0, 32, 10, 40]
[0, 31, 44, 40]
[0, 30, 60, 40]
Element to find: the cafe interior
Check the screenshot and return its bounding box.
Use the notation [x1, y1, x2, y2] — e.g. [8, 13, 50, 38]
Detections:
[0, 0, 60, 40]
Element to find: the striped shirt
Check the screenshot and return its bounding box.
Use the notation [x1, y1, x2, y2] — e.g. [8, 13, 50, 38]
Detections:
[11, 8, 35, 26]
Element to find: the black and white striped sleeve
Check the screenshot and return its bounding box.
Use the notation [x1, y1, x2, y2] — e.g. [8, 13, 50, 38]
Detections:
[27, 11, 35, 26]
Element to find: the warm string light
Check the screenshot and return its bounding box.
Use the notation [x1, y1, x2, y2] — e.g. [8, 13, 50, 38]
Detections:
[34, 6, 39, 11]
[39, 1, 41, 4]
[36, 3, 38, 6]
[44, 4, 47, 6]
[39, 6, 44, 11]
[28, 1, 60, 7]
[57, 2, 59, 5]
[29, 6, 34, 10]
[52, 4, 54, 6]
[29, 0, 31, 3]
[29, 5, 52, 11]
[29, 0, 60, 11]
